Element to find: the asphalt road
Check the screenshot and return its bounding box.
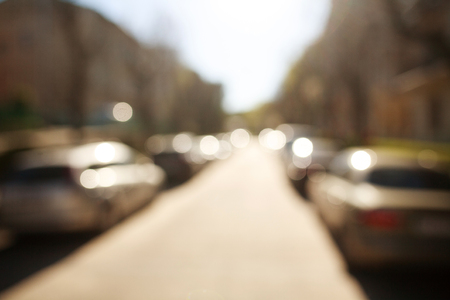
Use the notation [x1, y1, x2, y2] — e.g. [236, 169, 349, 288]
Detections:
[0, 144, 448, 300]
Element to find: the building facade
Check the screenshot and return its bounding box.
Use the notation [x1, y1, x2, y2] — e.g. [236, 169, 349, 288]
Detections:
[0, 0, 224, 137]
[276, 0, 450, 143]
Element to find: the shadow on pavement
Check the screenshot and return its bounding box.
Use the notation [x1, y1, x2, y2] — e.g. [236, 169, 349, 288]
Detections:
[351, 266, 450, 300]
[0, 233, 97, 292]
[305, 198, 450, 300]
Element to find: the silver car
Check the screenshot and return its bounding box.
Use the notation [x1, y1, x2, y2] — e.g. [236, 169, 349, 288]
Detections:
[307, 147, 450, 268]
[278, 124, 340, 198]
[0, 141, 166, 233]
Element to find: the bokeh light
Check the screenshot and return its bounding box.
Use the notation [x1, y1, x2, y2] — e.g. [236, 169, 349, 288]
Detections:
[418, 149, 438, 169]
[264, 130, 286, 150]
[287, 164, 307, 181]
[112, 102, 133, 122]
[200, 136, 220, 156]
[350, 150, 372, 171]
[187, 150, 207, 165]
[146, 135, 166, 155]
[173, 133, 193, 154]
[230, 128, 251, 148]
[292, 137, 313, 157]
[293, 155, 312, 168]
[276, 124, 295, 142]
[258, 128, 272, 146]
[80, 169, 99, 189]
[95, 143, 116, 163]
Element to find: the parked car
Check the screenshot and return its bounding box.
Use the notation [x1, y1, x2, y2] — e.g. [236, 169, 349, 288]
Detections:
[0, 141, 166, 233]
[307, 147, 450, 268]
[278, 124, 340, 198]
[146, 132, 236, 185]
[146, 134, 193, 185]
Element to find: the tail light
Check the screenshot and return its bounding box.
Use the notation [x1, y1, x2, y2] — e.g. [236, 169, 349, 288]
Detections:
[358, 210, 404, 230]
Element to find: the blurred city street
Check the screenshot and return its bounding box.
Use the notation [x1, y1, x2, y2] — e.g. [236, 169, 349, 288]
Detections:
[0, 143, 366, 300]
[1, 1, 450, 299]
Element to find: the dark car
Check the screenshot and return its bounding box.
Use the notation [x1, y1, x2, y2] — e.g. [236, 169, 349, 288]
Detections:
[146, 134, 194, 184]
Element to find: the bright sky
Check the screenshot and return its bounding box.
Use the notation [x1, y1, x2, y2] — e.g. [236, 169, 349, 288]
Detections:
[74, 0, 331, 113]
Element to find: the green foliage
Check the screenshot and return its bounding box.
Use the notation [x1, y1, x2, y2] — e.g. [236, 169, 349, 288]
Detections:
[0, 94, 45, 131]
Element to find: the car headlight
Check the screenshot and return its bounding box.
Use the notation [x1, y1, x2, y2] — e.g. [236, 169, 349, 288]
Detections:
[292, 137, 313, 157]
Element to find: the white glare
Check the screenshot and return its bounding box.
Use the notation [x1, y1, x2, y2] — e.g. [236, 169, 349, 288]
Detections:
[173, 134, 193, 153]
[351, 150, 372, 171]
[258, 128, 273, 147]
[292, 138, 313, 157]
[95, 143, 116, 163]
[98, 168, 117, 187]
[230, 129, 251, 148]
[265, 130, 286, 150]
[80, 169, 99, 189]
[112, 102, 133, 122]
[200, 136, 220, 156]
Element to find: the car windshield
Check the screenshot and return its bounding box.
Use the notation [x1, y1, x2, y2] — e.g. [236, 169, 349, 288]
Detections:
[368, 168, 450, 190]
[7, 166, 73, 184]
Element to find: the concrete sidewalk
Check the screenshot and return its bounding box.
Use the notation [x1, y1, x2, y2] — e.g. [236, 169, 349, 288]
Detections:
[1, 145, 367, 300]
